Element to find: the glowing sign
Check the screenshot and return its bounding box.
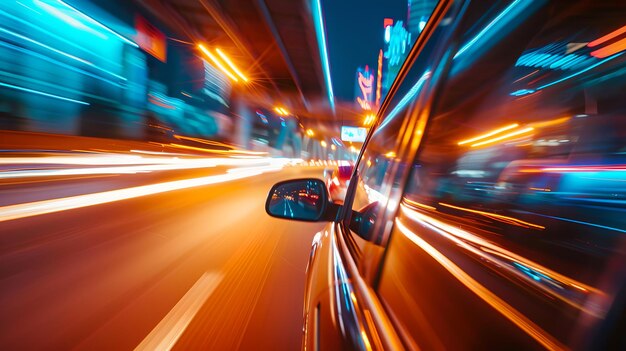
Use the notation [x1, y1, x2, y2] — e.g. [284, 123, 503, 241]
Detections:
[355, 66, 374, 111]
[341, 126, 367, 142]
[135, 15, 166, 62]
[385, 21, 409, 66]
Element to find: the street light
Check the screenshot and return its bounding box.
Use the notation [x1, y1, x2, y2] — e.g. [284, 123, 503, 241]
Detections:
[306, 129, 314, 137]
[198, 44, 239, 82]
[320, 140, 327, 148]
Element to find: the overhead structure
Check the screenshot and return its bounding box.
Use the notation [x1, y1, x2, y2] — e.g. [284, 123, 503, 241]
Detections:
[135, 0, 346, 128]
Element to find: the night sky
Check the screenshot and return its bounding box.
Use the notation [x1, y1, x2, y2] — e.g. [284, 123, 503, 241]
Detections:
[323, 0, 408, 102]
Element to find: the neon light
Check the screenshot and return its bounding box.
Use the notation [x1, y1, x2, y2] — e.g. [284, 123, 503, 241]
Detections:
[376, 49, 383, 107]
[511, 53, 624, 96]
[215, 48, 249, 82]
[458, 123, 519, 145]
[0, 81, 89, 105]
[535, 53, 623, 90]
[590, 37, 626, 58]
[588, 24, 626, 48]
[198, 44, 239, 82]
[312, 0, 335, 110]
[54, 0, 137, 47]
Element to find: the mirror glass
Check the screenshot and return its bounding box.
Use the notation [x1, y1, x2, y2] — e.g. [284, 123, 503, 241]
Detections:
[267, 179, 326, 220]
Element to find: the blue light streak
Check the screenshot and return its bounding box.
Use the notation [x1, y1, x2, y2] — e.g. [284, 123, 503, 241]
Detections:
[516, 211, 626, 234]
[0, 26, 126, 81]
[511, 53, 624, 96]
[454, 0, 530, 59]
[35, 0, 108, 40]
[0, 41, 122, 87]
[53, 0, 137, 47]
[377, 70, 430, 132]
[0, 81, 89, 105]
[312, 0, 335, 110]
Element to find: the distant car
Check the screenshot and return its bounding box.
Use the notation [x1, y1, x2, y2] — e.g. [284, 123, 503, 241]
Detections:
[266, 1, 626, 350]
[324, 162, 354, 203]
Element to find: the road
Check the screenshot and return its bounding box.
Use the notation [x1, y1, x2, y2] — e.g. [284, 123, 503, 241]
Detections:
[0, 151, 327, 350]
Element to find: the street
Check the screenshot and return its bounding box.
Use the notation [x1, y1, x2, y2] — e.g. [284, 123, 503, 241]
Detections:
[0, 154, 326, 350]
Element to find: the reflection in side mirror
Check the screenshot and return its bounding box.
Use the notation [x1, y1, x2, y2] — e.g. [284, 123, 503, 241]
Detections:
[265, 178, 329, 221]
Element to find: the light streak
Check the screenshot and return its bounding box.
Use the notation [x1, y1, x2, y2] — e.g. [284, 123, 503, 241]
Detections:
[0, 165, 282, 223]
[438, 202, 544, 230]
[0, 81, 89, 105]
[54, 0, 137, 47]
[458, 123, 519, 145]
[35, 0, 108, 40]
[312, 0, 335, 110]
[590, 37, 626, 58]
[471, 127, 534, 148]
[0, 26, 126, 80]
[403, 198, 436, 211]
[588, 24, 626, 48]
[399, 204, 603, 298]
[0, 40, 122, 87]
[394, 218, 565, 350]
[378, 71, 431, 132]
[454, 0, 528, 59]
[198, 44, 239, 82]
[215, 48, 248, 82]
[376, 49, 383, 107]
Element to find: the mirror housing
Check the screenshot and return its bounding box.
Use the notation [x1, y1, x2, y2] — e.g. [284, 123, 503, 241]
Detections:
[265, 178, 339, 222]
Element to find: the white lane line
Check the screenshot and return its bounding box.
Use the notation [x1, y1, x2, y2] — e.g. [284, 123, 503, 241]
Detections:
[135, 272, 223, 351]
[0, 167, 276, 223]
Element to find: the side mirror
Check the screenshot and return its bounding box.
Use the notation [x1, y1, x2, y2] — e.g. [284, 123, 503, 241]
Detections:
[265, 178, 337, 222]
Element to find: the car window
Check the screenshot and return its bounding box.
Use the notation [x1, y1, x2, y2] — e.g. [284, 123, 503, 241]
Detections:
[378, 1, 626, 349]
[345, 1, 463, 276]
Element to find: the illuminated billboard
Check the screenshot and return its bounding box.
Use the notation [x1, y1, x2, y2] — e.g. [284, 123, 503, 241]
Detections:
[341, 126, 367, 142]
[354, 66, 374, 111]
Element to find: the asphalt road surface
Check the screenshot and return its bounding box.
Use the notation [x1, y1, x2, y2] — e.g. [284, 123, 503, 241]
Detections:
[0, 156, 327, 350]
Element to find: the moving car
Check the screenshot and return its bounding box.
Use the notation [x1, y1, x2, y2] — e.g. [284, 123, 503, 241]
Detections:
[324, 161, 355, 203]
[266, 1, 626, 349]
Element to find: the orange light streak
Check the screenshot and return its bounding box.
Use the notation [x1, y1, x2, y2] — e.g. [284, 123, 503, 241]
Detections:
[471, 127, 534, 148]
[0, 165, 284, 223]
[395, 219, 565, 351]
[588, 24, 626, 47]
[198, 44, 239, 82]
[458, 123, 519, 145]
[438, 202, 544, 230]
[403, 198, 436, 211]
[215, 48, 249, 82]
[590, 37, 626, 58]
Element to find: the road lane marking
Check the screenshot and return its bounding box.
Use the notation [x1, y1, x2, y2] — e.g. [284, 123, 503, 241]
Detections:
[135, 272, 223, 351]
[0, 166, 278, 223]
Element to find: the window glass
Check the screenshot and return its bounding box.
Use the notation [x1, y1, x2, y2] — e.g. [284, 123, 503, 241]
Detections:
[379, 1, 626, 349]
[346, 1, 462, 271]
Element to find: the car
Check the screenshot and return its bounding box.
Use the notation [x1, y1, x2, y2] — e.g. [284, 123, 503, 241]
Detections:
[324, 161, 355, 203]
[266, 1, 626, 349]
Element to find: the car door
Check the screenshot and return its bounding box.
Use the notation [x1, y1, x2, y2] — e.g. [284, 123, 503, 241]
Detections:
[376, 1, 626, 349]
[301, 1, 468, 350]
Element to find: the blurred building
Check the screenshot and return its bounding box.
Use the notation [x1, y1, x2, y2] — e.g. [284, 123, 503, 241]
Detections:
[407, 0, 437, 38]
[382, 19, 410, 98]
[0, 0, 231, 141]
